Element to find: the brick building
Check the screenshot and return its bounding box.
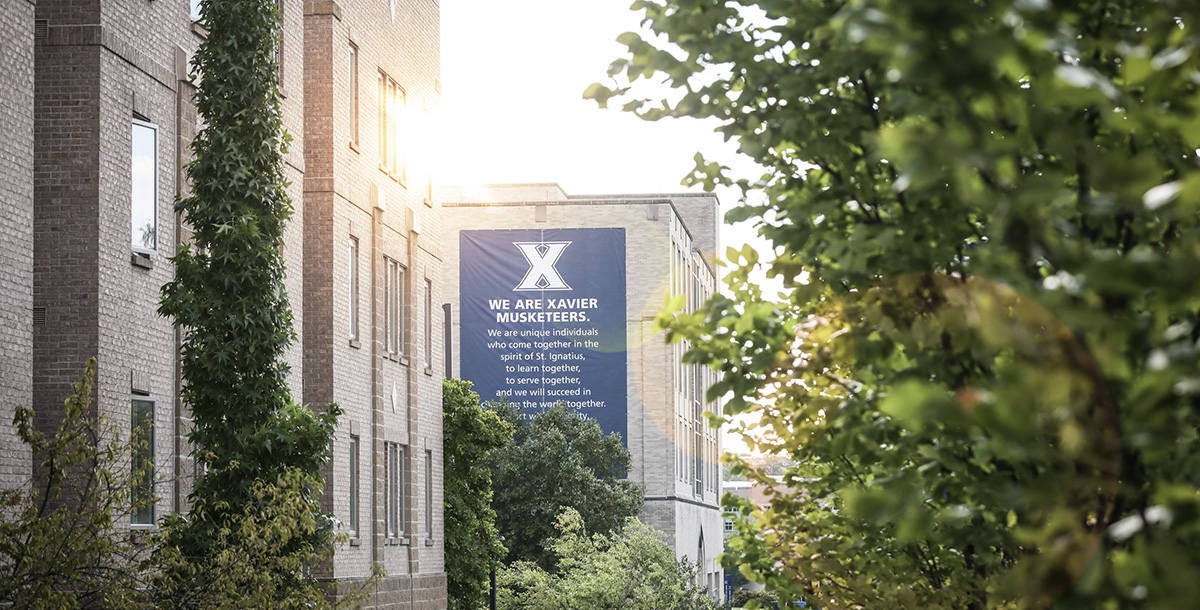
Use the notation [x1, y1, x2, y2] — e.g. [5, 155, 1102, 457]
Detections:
[0, 1, 446, 607]
[441, 183, 726, 598]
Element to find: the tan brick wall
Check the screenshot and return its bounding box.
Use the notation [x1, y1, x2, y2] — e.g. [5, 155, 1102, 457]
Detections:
[9, 1, 446, 605]
[304, 0, 444, 605]
[0, 0, 36, 492]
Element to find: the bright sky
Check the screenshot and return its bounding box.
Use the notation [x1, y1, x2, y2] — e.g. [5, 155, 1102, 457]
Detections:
[440, 1, 770, 455]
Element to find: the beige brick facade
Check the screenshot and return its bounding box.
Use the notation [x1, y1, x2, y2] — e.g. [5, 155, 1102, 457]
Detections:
[1, 1, 445, 607]
[0, 0, 36, 493]
[441, 184, 726, 599]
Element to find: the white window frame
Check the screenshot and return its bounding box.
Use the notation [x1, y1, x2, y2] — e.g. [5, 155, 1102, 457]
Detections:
[349, 237, 359, 341]
[386, 442, 406, 537]
[386, 258, 406, 355]
[131, 397, 155, 527]
[349, 434, 359, 536]
[423, 279, 432, 369]
[348, 43, 359, 146]
[377, 71, 406, 183]
[424, 449, 433, 536]
[131, 120, 157, 253]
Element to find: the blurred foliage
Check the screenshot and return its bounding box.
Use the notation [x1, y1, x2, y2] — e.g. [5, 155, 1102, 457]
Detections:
[497, 508, 718, 610]
[731, 587, 780, 610]
[489, 403, 644, 571]
[592, 0, 1200, 608]
[157, 0, 343, 605]
[444, 379, 514, 610]
[0, 360, 145, 608]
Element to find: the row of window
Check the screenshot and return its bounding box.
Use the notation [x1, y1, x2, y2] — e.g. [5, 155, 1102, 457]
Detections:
[671, 229, 721, 495]
[348, 238, 434, 369]
[132, 42, 428, 255]
[130, 400, 436, 540]
[349, 437, 434, 539]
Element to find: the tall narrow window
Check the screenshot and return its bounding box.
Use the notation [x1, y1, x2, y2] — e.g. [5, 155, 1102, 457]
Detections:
[131, 120, 157, 251]
[348, 237, 359, 340]
[189, 0, 203, 21]
[385, 259, 406, 355]
[377, 72, 405, 182]
[386, 442, 406, 536]
[131, 398, 155, 526]
[386, 442, 399, 536]
[274, 0, 283, 84]
[349, 435, 359, 536]
[423, 279, 432, 369]
[348, 44, 358, 146]
[424, 450, 433, 536]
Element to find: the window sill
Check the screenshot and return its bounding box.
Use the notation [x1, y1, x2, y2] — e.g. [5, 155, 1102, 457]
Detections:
[399, 355, 411, 367]
[424, 538, 435, 546]
[191, 21, 207, 38]
[424, 366, 433, 377]
[129, 526, 155, 544]
[349, 337, 360, 349]
[386, 536, 410, 546]
[349, 536, 361, 547]
[131, 252, 154, 269]
[349, 141, 359, 154]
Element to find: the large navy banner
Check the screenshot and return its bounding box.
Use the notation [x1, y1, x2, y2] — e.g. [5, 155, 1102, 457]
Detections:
[460, 228, 627, 441]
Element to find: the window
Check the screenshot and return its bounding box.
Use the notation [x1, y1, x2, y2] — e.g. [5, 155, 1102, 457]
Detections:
[274, 0, 283, 84]
[348, 44, 358, 146]
[349, 237, 359, 340]
[349, 435, 359, 536]
[424, 449, 433, 536]
[423, 279, 432, 369]
[386, 442, 406, 536]
[131, 120, 157, 251]
[386, 258, 406, 355]
[377, 72, 406, 182]
[131, 398, 155, 526]
[189, 0, 203, 21]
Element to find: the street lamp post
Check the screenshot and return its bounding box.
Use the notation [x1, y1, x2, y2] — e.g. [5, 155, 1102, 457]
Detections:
[490, 535, 504, 610]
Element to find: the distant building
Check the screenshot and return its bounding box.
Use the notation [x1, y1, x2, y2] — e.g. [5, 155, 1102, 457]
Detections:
[0, 1, 446, 607]
[441, 183, 725, 597]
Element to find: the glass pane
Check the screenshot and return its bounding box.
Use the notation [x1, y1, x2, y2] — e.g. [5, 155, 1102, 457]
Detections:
[349, 436, 358, 535]
[131, 122, 156, 250]
[131, 399, 154, 525]
[398, 446, 406, 533]
[388, 443, 397, 536]
[349, 239, 358, 339]
[425, 450, 432, 535]
[398, 267, 406, 350]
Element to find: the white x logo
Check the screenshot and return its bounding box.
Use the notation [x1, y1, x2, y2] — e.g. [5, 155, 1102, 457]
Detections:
[513, 241, 572, 291]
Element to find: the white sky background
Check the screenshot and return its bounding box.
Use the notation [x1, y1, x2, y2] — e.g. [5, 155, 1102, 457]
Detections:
[439, 0, 773, 454]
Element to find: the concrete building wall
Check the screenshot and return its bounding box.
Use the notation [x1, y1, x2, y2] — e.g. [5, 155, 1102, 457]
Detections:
[441, 185, 725, 599]
[0, 0, 36, 492]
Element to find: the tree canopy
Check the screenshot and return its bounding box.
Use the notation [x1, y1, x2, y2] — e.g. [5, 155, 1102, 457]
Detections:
[444, 379, 514, 610]
[489, 404, 644, 570]
[591, 0, 1200, 608]
[158, 0, 340, 602]
[497, 508, 717, 610]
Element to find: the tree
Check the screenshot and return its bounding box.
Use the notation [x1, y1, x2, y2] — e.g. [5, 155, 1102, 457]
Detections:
[444, 379, 514, 610]
[158, 0, 340, 604]
[497, 508, 717, 610]
[490, 403, 644, 570]
[591, 0, 1200, 608]
[0, 360, 146, 609]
